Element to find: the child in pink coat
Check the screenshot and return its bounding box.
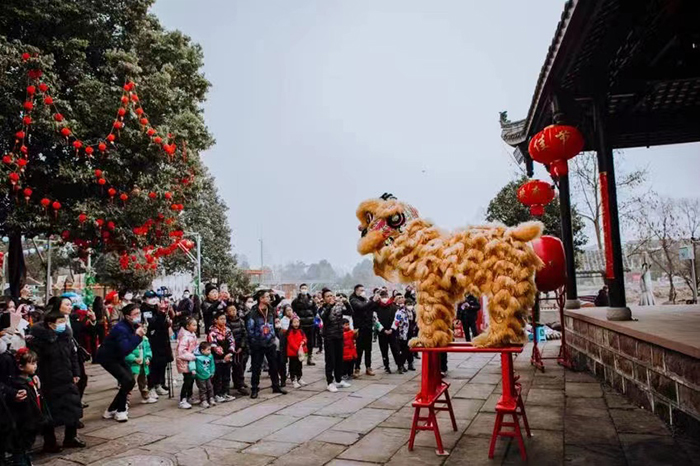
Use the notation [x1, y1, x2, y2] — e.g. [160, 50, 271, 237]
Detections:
[176, 318, 198, 409]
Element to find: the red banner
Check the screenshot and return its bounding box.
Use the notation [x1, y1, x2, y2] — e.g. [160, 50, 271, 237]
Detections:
[599, 172, 614, 279]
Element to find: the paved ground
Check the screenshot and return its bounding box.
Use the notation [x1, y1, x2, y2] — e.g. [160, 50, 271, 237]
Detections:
[34, 340, 700, 466]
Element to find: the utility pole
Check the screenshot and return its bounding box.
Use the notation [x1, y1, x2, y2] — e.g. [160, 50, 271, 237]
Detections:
[195, 233, 202, 297]
[45, 236, 52, 303]
[259, 238, 264, 285]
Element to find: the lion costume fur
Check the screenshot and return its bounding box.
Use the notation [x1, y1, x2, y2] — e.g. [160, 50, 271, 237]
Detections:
[356, 194, 544, 348]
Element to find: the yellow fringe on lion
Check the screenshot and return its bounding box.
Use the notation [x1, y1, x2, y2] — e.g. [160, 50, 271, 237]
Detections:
[356, 193, 544, 348]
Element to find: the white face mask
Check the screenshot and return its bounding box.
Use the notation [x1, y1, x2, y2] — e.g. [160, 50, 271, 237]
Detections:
[183, 293, 190, 299]
[300, 289, 308, 295]
[245, 302, 254, 310]
[124, 293, 133, 302]
[407, 306, 415, 311]
[381, 298, 389, 304]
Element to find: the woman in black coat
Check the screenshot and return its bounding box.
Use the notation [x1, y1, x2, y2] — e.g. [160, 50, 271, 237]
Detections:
[26, 312, 84, 452]
[144, 293, 173, 395]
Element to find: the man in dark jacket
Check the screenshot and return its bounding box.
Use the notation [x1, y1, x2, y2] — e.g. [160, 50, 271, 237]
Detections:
[201, 284, 225, 334]
[144, 291, 173, 397]
[349, 284, 375, 376]
[246, 289, 287, 399]
[226, 303, 249, 396]
[291, 283, 317, 366]
[320, 288, 353, 392]
[27, 312, 85, 452]
[95, 304, 144, 423]
[374, 290, 401, 373]
[457, 294, 481, 342]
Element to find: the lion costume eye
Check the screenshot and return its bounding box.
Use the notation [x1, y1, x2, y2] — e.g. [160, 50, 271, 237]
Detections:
[387, 213, 405, 228]
[366, 212, 374, 224]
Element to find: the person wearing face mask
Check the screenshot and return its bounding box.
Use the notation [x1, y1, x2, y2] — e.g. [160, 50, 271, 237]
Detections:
[175, 289, 194, 332]
[349, 284, 376, 377]
[392, 293, 414, 373]
[373, 290, 401, 374]
[26, 312, 85, 452]
[95, 304, 145, 423]
[143, 291, 173, 398]
[291, 284, 317, 366]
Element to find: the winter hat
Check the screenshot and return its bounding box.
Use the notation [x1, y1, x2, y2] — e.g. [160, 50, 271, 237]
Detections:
[205, 283, 218, 297]
[144, 290, 158, 299]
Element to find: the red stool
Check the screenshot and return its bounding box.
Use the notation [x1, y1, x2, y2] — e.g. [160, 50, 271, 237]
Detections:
[488, 353, 529, 461]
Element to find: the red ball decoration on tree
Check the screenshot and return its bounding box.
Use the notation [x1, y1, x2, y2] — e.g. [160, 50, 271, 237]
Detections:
[26, 85, 36, 95]
[531, 236, 567, 292]
[54, 113, 64, 122]
[15, 131, 25, 140]
[17, 159, 27, 169]
[146, 128, 156, 136]
[135, 108, 144, 116]
[98, 142, 107, 152]
[107, 221, 115, 230]
[60, 127, 71, 137]
[38, 83, 48, 93]
[96, 219, 105, 228]
[22, 116, 32, 126]
[528, 124, 584, 177]
[148, 192, 157, 199]
[120, 193, 128, 202]
[117, 108, 127, 117]
[3, 155, 12, 164]
[23, 101, 33, 111]
[40, 198, 50, 208]
[78, 213, 87, 223]
[8, 173, 19, 185]
[94, 169, 103, 178]
[22, 187, 32, 198]
[108, 188, 117, 197]
[153, 136, 162, 144]
[98, 178, 107, 186]
[72, 140, 83, 150]
[139, 118, 149, 126]
[85, 146, 94, 156]
[52, 201, 61, 210]
[106, 134, 115, 142]
[517, 179, 556, 216]
[164, 192, 172, 200]
[43, 96, 53, 105]
[21, 52, 30, 61]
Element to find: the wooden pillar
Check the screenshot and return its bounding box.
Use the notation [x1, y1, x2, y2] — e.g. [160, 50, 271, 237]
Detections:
[557, 173, 580, 308]
[593, 100, 630, 320]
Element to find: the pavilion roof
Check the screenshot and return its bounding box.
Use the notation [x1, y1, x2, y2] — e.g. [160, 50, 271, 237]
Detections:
[501, 0, 700, 155]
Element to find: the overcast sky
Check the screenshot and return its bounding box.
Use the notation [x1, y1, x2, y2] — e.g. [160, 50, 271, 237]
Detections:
[152, 0, 700, 273]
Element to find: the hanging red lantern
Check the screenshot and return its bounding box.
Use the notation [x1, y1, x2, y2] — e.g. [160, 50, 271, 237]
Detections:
[23, 101, 33, 112]
[120, 193, 128, 202]
[121, 95, 129, 105]
[61, 230, 71, 241]
[26, 85, 36, 95]
[517, 179, 556, 216]
[72, 140, 83, 150]
[78, 213, 87, 223]
[95, 169, 103, 178]
[106, 134, 115, 142]
[43, 96, 54, 105]
[60, 127, 71, 137]
[40, 198, 50, 208]
[28, 69, 42, 80]
[170, 204, 178, 211]
[108, 188, 117, 197]
[148, 192, 157, 199]
[21, 52, 30, 61]
[96, 219, 105, 228]
[54, 113, 64, 122]
[131, 93, 139, 102]
[15, 131, 25, 140]
[22, 116, 32, 126]
[17, 159, 27, 170]
[135, 108, 144, 116]
[52, 201, 61, 210]
[20, 145, 28, 155]
[113, 121, 123, 130]
[531, 236, 567, 292]
[98, 142, 107, 152]
[3, 155, 12, 164]
[38, 83, 48, 93]
[98, 178, 107, 186]
[107, 221, 115, 230]
[146, 128, 156, 136]
[8, 173, 19, 186]
[139, 118, 149, 126]
[117, 108, 127, 117]
[153, 136, 162, 144]
[22, 187, 32, 202]
[164, 192, 172, 200]
[528, 124, 584, 177]
[85, 146, 94, 156]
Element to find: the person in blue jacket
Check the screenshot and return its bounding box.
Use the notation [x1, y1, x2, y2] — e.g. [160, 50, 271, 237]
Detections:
[95, 304, 145, 422]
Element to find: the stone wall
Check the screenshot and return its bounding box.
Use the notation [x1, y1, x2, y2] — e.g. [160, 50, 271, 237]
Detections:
[564, 314, 700, 436]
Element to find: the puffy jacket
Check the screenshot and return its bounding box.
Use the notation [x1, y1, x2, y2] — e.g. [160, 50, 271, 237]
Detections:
[208, 324, 235, 362]
[292, 294, 316, 328]
[349, 294, 372, 330]
[146, 308, 173, 364]
[9, 375, 50, 450]
[95, 319, 142, 364]
[26, 323, 82, 426]
[375, 301, 398, 331]
[125, 337, 153, 376]
[286, 328, 307, 357]
[227, 316, 248, 351]
[320, 301, 352, 340]
[201, 299, 225, 332]
[246, 305, 276, 349]
[343, 330, 357, 361]
[176, 329, 198, 374]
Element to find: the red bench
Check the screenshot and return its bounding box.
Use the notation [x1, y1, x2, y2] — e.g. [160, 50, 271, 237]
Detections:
[409, 343, 530, 459]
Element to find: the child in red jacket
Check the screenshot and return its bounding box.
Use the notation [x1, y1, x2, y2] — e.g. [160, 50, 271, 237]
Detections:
[286, 317, 308, 389]
[342, 319, 358, 380]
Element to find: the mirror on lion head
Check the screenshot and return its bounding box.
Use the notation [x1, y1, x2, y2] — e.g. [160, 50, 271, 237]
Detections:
[356, 193, 420, 256]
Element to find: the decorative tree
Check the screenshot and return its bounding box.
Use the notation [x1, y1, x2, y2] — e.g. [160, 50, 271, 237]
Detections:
[486, 175, 587, 253]
[0, 1, 217, 297]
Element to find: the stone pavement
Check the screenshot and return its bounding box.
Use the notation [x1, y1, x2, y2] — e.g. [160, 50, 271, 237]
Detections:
[34, 340, 700, 466]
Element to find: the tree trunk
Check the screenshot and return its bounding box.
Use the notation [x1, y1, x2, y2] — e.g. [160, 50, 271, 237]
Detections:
[594, 218, 602, 251]
[668, 272, 676, 303]
[7, 231, 26, 299]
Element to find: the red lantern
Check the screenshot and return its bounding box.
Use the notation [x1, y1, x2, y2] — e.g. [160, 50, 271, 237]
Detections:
[108, 188, 117, 197]
[170, 204, 178, 211]
[153, 136, 162, 144]
[120, 193, 128, 202]
[96, 219, 105, 228]
[21, 52, 30, 61]
[98, 178, 107, 186]
[135, 108, 144, 116]
[26, 85, 36, 95]
[40, 198, 50, 208]
[117, 108, 126, 117]
[164, 192, 172, 200]
[531, 236, 567, 292]
[22, 116, 32, 126]
[148, 192, 157, 199]
[23, 101, 33, 111]
[28, 69, 42, 80]
[107, 221, 115, 230]
[146, 128, 156, 136]
[20, 145, 27, 155]
[78, 213, 87, 223]
[72, 140, 83, 150]
[22, 187, 32, 202]
[139, 118, 149, 126]
[98, 142, 107, 152]
[85, 146, 94, 156]
[60, 127, 71, 137]
[113, 121, 123, 130]
[52, 201, 61, 210]
[528, 124, 584, 177]
[54, 113, 64, 122]
[8, 173, 19, 185]
[106, 134, 115, 142]
[39, 83, 48, 93]
[121, 95, 129, 105]
[17, 159, 27, 169]
[3, 155, 12, 164]
[43, 96, 54, 105]
[517, 180, 556, 216]
[61, 230, 71, 241]
[15, 131, 25, 140]
[95, 169, 103, 178]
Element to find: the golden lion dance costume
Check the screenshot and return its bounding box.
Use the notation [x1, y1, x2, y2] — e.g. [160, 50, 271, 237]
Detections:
[356, 194, 544, 348]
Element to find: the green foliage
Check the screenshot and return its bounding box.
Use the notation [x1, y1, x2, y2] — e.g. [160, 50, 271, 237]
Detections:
[486, 175, 587, 252]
